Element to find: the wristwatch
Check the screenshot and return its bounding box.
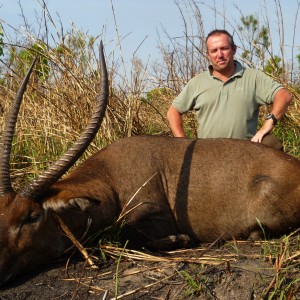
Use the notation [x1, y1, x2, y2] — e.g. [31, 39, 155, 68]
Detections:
[266, 113, 278, 125]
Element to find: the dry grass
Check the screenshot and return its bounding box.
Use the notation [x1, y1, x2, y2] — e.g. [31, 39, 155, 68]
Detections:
[0, 2, 299, 298]
[0, 1, 299, 190]
[56, 227, 300, 299]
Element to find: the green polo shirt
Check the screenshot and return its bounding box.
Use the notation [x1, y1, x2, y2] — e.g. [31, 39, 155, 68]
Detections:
[172, 61, 283, 139]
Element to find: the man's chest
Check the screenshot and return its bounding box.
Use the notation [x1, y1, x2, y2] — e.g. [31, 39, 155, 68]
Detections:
[193, 78, 256, 111]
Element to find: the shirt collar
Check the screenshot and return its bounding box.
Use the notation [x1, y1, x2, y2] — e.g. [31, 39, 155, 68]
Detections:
[209, 60, 245, 79]
[233, 60, 244, 77]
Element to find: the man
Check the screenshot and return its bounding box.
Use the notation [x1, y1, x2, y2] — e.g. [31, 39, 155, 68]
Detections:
[167, 29, 292, 148]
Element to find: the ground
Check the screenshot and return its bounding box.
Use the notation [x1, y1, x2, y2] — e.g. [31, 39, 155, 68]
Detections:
[0, 236, 299, 300]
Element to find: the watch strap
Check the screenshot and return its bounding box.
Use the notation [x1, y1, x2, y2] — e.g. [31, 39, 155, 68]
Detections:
[266, 113, 278, 125]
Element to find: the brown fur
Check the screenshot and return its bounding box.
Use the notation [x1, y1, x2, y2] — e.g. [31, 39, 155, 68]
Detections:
[0, 136, 299, 285]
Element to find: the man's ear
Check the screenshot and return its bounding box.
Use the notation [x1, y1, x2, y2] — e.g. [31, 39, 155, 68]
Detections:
[205, 51, 210, 61]
[232, 45, 237, 55]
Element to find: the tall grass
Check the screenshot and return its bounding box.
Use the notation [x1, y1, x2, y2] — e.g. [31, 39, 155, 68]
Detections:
[0, 2, 299, 298]
[150, 0, 300, 156]
[0, 0, 299, 191]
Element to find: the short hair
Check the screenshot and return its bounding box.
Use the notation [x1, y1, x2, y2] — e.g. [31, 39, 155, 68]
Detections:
[206, 29, 235, 49]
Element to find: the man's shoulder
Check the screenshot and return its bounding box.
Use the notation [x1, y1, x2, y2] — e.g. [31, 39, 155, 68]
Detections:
[192, 70, 210, 78]
[188, 71, 210, 84]
[236, 61, 264, 77]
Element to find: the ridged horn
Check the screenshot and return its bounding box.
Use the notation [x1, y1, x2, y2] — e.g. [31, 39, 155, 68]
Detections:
[18, 41, 109, 199]
[0, 58, 37, 196]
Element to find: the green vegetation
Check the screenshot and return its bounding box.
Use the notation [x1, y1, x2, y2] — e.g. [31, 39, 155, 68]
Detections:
[179, 270, 213, 298]
[0, 2, 299, 189]
[0, 1, 299, 297]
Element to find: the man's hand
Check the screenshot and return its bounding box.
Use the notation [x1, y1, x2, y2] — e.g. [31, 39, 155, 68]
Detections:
[251, 119, 274, 143]
[252, 88, 292, 143]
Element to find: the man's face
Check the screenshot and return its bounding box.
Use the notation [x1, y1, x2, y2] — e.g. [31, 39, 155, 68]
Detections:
[206, 34, 237, 73]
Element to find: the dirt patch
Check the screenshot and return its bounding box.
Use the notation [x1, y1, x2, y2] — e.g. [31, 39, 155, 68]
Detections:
[0, 238, 299, 300]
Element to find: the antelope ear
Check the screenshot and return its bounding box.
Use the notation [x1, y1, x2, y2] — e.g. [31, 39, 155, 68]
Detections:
[67, 197, 100, 211]
[43, 197, 100, 213]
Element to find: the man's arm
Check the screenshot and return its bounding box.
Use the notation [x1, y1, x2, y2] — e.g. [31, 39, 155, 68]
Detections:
[167, 105, 187, 137]
[251, 88, 292, 143]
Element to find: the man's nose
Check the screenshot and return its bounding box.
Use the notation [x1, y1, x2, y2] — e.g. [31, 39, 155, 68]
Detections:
[217, 49, 224, 57]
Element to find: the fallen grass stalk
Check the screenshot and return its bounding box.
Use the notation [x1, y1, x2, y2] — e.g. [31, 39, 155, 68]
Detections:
[100, 245, 235, 266]
[64, 261, 180, 299]
[285, 250, 300, 262]
[53, 213, 97, 268]
[116, 172, 158, 222]
[63, 270, 113, 281]
[108, 272, 176, 300]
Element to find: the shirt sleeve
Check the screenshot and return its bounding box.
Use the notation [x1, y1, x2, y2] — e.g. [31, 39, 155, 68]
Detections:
[255, 70, 283, 105]
[171, 75, 200, 113]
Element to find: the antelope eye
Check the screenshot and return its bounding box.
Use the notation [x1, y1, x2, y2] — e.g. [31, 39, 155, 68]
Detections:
[24, 212, 42, 224]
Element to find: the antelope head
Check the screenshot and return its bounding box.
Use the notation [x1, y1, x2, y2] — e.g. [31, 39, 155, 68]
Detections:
[0, 42, 108, 285]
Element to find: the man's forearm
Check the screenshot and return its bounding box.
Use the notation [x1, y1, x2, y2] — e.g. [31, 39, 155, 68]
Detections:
[167, 106, 187, 137]
[271, 88, 292, 120]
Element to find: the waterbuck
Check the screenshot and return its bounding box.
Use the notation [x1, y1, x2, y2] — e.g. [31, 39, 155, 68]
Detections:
[0, 42, 299, 287]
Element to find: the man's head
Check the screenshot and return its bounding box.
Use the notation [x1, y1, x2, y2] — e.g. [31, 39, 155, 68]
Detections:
[206, 29, 237, 75]
[206, 30, 235, 49]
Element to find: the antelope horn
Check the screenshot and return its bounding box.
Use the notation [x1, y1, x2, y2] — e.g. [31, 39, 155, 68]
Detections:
[0, 58, 37, 196]
[19, 41, 109, 199]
